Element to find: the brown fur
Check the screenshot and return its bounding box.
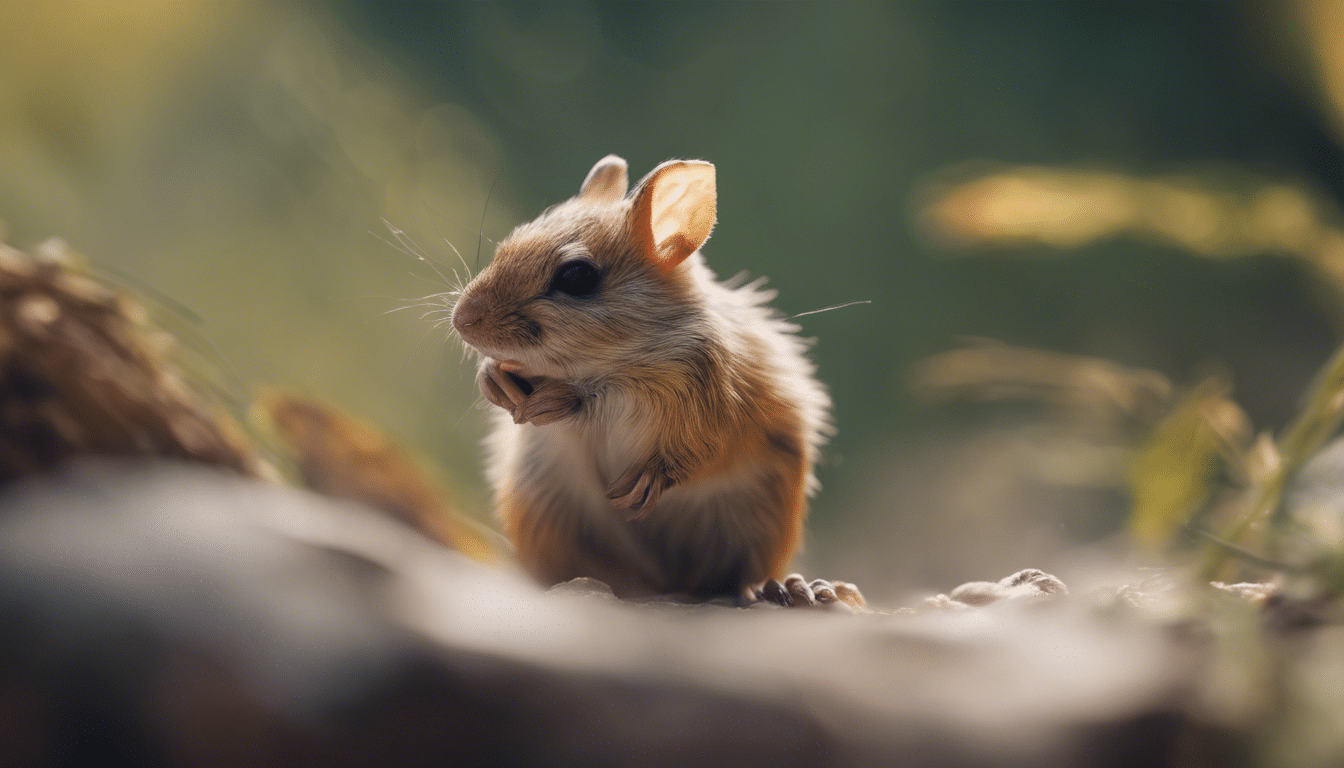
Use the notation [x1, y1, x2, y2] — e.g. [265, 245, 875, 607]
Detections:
[454, 157, 830, 599]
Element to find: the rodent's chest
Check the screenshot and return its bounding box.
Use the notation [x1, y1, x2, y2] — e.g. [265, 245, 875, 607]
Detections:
[572, 387, 656, 482]
[508, 381, 659, 493]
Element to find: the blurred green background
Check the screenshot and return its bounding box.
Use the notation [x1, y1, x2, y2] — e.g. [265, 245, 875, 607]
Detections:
[3, 0, 1342, 597]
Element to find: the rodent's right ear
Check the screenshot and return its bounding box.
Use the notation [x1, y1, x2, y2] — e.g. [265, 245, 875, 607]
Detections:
[579, 155, 629, 203]
[630, 160, 716, 271]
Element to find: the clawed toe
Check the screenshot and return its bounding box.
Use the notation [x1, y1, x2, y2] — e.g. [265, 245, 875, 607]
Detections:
[479, 361, 582, 427]
[830, 580, 866, 610]
[746, 574, 867, 611]
[479, 361, 532, 413]
[810, 579, 838, 604]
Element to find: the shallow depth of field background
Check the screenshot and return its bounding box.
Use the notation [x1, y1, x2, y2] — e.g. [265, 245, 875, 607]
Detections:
[2, 1, 1342, 601]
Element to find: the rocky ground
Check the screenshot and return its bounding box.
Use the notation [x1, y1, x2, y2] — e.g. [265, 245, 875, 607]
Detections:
[1, 459, 1317, 768]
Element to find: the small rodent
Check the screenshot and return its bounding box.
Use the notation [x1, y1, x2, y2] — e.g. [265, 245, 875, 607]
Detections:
[452, 155, 838, 602]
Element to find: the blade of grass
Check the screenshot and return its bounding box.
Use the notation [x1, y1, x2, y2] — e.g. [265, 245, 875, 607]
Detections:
[1129, 377, 1243, 550]
[1201, 344, 1344, 579]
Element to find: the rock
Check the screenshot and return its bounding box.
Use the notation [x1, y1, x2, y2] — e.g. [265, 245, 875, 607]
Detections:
[934, 568, 1070, 610]
[548, 577, 617, 598]
[0, 460, 1215, 767]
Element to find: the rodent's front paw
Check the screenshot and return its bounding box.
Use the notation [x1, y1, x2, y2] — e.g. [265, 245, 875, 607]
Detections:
[478, 360, 532, 414]
[607, 458, 675, 517]
[746, 575, 868, 612]
[477, 361, 580, 426]
[512, 378, 581, 426]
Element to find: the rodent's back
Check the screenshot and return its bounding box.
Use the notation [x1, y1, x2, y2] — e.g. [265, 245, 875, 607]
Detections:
[687, 254, 832, 494]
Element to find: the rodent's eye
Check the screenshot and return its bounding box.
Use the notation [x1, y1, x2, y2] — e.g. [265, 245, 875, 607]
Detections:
[550, 259, 602, 298]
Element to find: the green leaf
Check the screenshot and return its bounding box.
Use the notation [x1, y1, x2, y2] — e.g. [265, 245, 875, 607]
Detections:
[1129, 378, 1241, 550]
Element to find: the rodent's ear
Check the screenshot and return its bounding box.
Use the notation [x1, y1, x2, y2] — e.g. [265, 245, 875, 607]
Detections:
[630, 160, 716, 270]
[579, 155, 629, 203]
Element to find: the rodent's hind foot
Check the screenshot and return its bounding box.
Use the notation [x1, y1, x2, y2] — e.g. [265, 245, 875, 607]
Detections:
[744, 574, 868, 612]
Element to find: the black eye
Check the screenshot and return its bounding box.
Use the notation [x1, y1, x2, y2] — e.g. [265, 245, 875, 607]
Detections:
[550, 260, 602, 298]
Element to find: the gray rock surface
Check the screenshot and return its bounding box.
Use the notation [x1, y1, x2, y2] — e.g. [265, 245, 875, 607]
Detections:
[0, 460, 1215, 766]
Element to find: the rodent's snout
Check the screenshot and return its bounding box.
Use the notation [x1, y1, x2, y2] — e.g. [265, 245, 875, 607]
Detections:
[452, 293, 486, 339]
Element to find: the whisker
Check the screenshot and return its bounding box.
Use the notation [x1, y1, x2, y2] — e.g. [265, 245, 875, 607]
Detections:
[394, 317, 447, 377]
[476, 166, 505, 270]
[449, 394, 486, 434]
[379, 302, 438, 317]
[368, 230, 418, 260]
[789, 300, 872, 320]
[377, 220, 457, 289]
[378, 289, 457, 318]
[368, 231, 450, 286]
[363, 293, 437, 301]
[404, 270, 455, 292]
[93, 264, 205, 324]
[443, 239, 470, 286]
[391, 223, 443, 274]
[90, 265, 251, 404]
[422, 201, 475, 283]
[404, 290, 457, 303]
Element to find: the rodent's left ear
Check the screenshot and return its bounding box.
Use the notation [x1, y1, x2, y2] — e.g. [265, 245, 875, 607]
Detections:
[630, 160, 716, 270]
[579, 155, 629, 202]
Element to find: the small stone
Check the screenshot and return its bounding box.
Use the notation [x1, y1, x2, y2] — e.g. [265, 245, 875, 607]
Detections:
[998, 569, 1068, 603]
[949, 581, 1008, 606]
[939, 569, 1069, 609]
[548, 577, 616, 598]
[1210, 581, 1276, 604]
[924, 593, 971, 611]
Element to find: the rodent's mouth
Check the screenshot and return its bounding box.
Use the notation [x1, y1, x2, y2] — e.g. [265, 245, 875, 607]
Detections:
[456, 332, 510, 362]
[455, 320, 543, 362]
[453, 324, 490, 353]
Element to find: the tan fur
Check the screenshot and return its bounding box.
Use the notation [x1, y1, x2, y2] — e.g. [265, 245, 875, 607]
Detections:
[454, 157, 831, 598]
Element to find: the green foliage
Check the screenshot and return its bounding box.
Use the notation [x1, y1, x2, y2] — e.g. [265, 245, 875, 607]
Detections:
[1115, 339, 1344, 585]
[1202, 345, 1344, 579]
[1128, 377, 1238, 550]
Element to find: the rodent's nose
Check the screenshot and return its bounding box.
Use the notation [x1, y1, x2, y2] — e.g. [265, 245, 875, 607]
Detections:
[452, 293, 486, 335]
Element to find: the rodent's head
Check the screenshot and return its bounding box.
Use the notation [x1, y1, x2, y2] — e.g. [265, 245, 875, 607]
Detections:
[452, 155, 717, 379]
